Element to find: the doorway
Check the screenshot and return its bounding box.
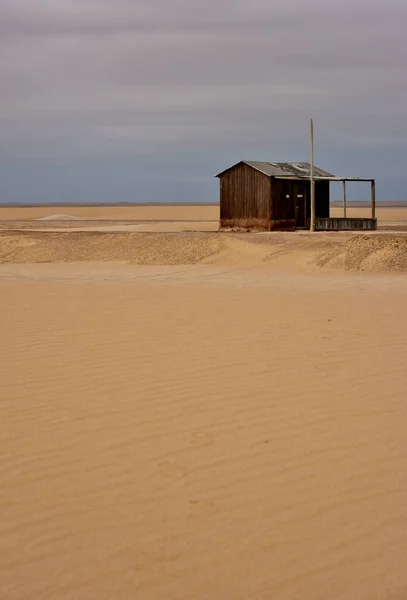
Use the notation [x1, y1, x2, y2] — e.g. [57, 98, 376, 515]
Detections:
[294, 183, 307, 228]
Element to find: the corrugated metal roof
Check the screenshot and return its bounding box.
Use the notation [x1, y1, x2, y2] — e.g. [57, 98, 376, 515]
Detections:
[216, 161, 334, 178]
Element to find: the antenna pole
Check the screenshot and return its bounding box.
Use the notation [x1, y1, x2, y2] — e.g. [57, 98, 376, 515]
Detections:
[310, 119, 316, 231]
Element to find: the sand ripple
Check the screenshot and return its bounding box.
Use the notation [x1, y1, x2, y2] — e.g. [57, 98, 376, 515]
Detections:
[1, 273, 407, 599]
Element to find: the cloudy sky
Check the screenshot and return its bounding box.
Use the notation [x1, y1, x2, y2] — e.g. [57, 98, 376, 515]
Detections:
[0, 0, 406, 203]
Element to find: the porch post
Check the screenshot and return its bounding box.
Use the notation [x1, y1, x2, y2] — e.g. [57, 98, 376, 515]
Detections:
[310, 119, 316, 231]
[343, 180, 347, 218]
[371, 180, 376, 219]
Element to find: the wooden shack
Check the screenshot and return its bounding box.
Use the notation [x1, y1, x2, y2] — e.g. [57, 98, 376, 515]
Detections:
[216, 161, 377, 231]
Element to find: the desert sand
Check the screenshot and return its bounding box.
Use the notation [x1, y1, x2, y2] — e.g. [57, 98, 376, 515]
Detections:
[1, 205, 407, 600]
[0, 204, 220, 222]
[1, 204, 407, 227]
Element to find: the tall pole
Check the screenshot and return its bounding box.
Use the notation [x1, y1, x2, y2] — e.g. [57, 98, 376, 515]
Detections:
[371, 180, 376, 220]
[310, 119, 316, 231]
[343, 180, 347, 218]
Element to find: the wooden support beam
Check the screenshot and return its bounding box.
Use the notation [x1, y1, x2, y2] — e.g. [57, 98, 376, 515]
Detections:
[343, 180, 347, 218]
[310, 119, 316, 231]
[371, 180, 376, 219]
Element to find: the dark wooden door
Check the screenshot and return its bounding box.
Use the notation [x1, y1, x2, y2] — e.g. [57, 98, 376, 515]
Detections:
[280, 181, 295, 221]
[294, 183, 307, 228]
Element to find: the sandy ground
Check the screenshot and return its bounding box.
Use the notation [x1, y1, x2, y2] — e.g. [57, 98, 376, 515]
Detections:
[1, 230, 407, 272]
[0, 205, 220, 222]
[330, 207, 407, 229]
[1, 204, 407, 227]
[1, 206, 407, 600]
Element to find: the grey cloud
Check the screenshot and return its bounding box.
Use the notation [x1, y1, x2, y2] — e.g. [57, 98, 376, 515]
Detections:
[0, 0, 406, 200]
[0, 0, 301, 36]
[1, 0, 405, 37]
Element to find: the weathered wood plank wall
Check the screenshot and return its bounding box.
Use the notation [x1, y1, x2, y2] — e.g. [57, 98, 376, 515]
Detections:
[220, 163, 271, 230]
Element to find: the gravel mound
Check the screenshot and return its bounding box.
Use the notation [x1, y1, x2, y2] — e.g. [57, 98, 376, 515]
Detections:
[0, 231, 225, 265]
[315, 236, 407, 272]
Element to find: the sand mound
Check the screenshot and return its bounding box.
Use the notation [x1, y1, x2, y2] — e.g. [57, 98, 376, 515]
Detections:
[315, 236, 407, 272]
[0, 231, 301, 267]
[37, 214, 83, 221]
[0, 231, 225, 265]
[2, 230, 407, 272]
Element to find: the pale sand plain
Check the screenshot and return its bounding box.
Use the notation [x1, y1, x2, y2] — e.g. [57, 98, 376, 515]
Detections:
[1, 205, 407, 600]
[1, 204, 407, 225]
[0, 205, 219, 222]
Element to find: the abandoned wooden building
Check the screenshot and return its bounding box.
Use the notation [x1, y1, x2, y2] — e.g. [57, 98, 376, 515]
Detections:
[216, 161, 377, 231]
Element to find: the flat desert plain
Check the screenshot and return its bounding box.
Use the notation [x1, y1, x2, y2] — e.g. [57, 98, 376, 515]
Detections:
[1, 205, 407, 600]
[1, 203, 407, 224]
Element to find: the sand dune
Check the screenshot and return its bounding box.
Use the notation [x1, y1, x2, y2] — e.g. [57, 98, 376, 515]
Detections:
[2, 230, 407, 273]
[0, 231, 226, 265]
[37, 214, 85, 221]
[315, 236, 407, 272]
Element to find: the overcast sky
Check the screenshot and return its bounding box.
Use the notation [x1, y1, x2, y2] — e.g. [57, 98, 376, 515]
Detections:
[1, 0, 406, 203]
